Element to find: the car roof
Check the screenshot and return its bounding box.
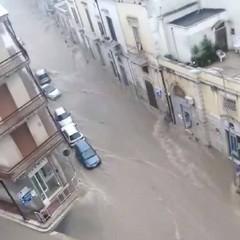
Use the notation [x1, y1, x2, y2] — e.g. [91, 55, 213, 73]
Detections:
[75, 139, 91, 151]
[62, 124, 78, 135]
[36, 69, 47, 75]
[54, 107, 66, 115]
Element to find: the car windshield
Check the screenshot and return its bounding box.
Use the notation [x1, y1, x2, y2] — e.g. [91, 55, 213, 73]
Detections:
[82, 148, 96, 160]
[38, 73, 48, 80]
[70, 132, 80, 141]
[44, 85, 55, 94]
[57, 112, 70, 121]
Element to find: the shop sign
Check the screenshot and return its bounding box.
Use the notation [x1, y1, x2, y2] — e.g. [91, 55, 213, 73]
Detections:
[17, 187, 32, 206]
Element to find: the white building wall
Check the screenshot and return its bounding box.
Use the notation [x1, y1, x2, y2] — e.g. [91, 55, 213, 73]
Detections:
[0, 135, 22, 169]
[98, 0, 128, 53]
[167, 11, 228, 62]
[27, 114, 49, 146]
[201, 0, 240, 44]
[6, 74, 31, 108]
[116, 3, 155, 55]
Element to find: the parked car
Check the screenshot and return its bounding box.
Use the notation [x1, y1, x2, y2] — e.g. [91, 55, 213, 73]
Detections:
[17, 37, 24, 46]
[35, 69, 51, 86]
[74, 139, 101, 169]
[54, 107, 73, 127]
[61, 123, 84, 146]
[41, 84, 61, 100]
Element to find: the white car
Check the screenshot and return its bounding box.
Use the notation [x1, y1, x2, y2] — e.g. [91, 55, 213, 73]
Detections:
[54, 107, 73, 127]
[41, 84, 61, 100]
[61, 123, 84, 146]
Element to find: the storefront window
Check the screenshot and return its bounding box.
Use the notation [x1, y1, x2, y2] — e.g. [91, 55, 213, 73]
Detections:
[29, 159, 61, 204]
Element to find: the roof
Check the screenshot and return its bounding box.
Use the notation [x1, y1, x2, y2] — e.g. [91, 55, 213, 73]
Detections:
[0, 5, 8, 19]
[54, 107, 66, 115]
[170, 8, 225, 27]
[75, 139, 90, 152]
[61, 123, 78, 135]
[36, 68, 47, 75]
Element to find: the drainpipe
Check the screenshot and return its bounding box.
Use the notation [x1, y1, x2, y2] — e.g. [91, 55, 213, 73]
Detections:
[157, 56, 175, 123]
[0, 181, 28, 221]
[170, 27, 179, 60]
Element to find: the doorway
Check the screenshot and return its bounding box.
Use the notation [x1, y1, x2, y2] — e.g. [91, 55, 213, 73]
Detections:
[119, 65, 129, 86]
[96, 43, 105, 66]
[145, 80, 158, 109]
[11, 123, 37, 158]
[181, 105, 192, 129]
[29, 159, 61, 206]
[215, 22, 228, 51]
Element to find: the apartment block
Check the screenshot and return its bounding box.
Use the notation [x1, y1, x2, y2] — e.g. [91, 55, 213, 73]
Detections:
[0, 5, 78, 227]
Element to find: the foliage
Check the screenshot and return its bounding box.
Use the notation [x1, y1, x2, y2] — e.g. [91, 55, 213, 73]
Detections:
[191, 36, 218, 67]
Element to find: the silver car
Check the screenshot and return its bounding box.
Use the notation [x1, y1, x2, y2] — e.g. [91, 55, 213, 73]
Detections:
[41, 84, 61, 100]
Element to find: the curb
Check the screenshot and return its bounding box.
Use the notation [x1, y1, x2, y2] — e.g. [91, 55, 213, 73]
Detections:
[50, 231, 79, 240]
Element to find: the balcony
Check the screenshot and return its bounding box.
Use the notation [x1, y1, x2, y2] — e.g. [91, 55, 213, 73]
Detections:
[0, 131, 64, 180]
[0, 51, 29, 81]
[0, 93, 47, 136]
[103, 39, 122, 56]
[127, 45, 148, 66]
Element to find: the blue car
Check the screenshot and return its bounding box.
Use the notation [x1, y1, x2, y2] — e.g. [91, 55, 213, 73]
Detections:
[74, 139, 101, 169]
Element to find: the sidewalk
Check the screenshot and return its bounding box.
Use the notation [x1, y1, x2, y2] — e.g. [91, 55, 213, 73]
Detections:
[0, 182, 87, 232]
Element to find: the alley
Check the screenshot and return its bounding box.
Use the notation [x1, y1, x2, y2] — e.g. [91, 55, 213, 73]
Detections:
[1, 0, 240, 240]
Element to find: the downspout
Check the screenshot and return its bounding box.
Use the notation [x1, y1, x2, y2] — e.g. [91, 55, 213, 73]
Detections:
[157, 56, 175, 123]
[0, 180, 28, 221]
[171, 27, 179, 60]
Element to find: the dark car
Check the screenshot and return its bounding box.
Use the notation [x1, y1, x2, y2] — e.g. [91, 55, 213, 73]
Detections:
[74, 139, 101, 169]
[35, 69, 51, 86]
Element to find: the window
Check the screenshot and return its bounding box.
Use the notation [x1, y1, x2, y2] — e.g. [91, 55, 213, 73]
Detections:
[132, 26, 142, 51]
[84, 8, 94, 32]
[224, 98, 236, 111]
[97, 21, 104, 36]
[106, 16, 117, 41]
[29, 160, 61, 202]
[142, 65, 149, 73]
[71, 7, 79, 24]
[231, 28, 235, 35]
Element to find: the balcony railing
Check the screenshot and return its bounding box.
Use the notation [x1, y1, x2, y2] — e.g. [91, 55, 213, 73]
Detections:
[127, 45, 148, 66]
[0, 51, 29, 80]
[0, 93, 47, 136]
[103, 39, 122, 55]
[0, 131, 64, 180]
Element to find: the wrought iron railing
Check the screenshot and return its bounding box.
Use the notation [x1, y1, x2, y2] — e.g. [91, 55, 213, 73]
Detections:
[0, 93, 47, 136]
[0, 131, 64, 179]
[127, 45, 148, 65]
[0, 51, 29, 79]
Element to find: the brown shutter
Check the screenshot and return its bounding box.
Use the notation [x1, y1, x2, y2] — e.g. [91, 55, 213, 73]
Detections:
[0, 84, 17, 120]
[10, 123, 37, 158]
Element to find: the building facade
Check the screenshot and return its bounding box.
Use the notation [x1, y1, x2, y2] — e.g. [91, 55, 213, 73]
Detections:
[0, 6, 78, 227]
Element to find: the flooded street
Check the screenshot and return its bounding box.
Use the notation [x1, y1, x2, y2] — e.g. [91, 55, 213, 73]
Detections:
[1, 0, 240, 239]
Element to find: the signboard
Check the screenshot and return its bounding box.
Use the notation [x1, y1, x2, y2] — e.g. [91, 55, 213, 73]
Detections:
[155, 88, 163, 98]
[17, 187, 33, 206]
